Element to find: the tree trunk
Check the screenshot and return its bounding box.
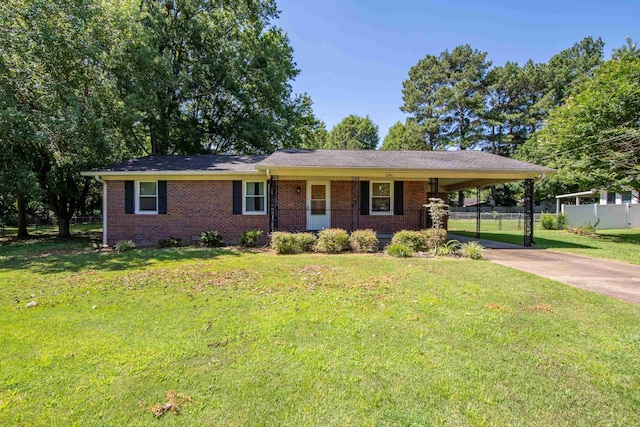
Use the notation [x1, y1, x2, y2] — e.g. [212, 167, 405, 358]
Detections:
[458, 190, 465, 207]
[58, 216, 71, 239]
[17, 193, 30, 239]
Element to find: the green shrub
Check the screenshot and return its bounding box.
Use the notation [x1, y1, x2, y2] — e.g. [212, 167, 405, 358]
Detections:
[540, 212, 556, 230]
[436, 239, 461, 256]
[239, 229, 263, 247]
[271, 232, 298, 254]
[349, 229, 378, 253]
[459, 241, 486, 260]
[200, 230, 224, 247]
[556, 212, 567, 230]
[271, 232, 316, 254]
[386, 243, 413, 258]
[391, 230, 425, 252]
[294, 233, 316, 252]
[420, 228, 447, 250]
[114, 240, 135, 253]
[315, 228, 349, 254]
[158, 236, 182, 248]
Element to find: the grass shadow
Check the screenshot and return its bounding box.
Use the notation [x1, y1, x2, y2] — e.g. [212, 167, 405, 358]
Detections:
[0, 234, 245, 274]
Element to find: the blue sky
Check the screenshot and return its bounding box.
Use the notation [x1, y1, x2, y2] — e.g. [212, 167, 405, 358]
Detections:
[276, 0, 639, 142]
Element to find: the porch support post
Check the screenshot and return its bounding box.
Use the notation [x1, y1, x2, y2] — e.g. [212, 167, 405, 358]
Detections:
[476, 186, 481, 238]
[524, 178, 534, 247]
[351, 177, 360, 231]
[430, 178, 439, 198]
[268, 176, 279, 233]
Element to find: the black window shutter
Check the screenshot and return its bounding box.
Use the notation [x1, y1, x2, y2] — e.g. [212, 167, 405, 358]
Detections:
[394, 181, 404, 215]
[125, 181, 134, 214]
[360, 181, 369, 215]
[158, 181, 167, 214]
[232, 180, 242, 214]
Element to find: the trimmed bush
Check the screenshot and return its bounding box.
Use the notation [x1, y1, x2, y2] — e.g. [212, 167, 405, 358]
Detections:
[158, 236, 182, 248]
[114, 240, 135, 253]
[239, 229, 263, 247]
[540, 212, 556, 230]
[556, 213, 567, 230]
[200, 230, 224, 247]
[271, 232, 316, 254]
[391, 230, 425, 252]
[315, 228, 349, 254]
[349, 229, 378, 253]
[386, 243, 413, 258]
[420, 228, 447, 250]
[295, 233, 317, 252]
[459, 241, 486, 260]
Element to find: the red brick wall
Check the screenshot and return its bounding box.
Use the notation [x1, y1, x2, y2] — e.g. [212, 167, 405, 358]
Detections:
[359, 181, 429, 233]
[276, 180, 306, 232]
[107, 179, 449, 246]
[107, 180, 268, 247]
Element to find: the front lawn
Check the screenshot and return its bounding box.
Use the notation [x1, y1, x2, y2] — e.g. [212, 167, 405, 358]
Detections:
[449, 219, 640, 265]
[1, 240, 639, 425]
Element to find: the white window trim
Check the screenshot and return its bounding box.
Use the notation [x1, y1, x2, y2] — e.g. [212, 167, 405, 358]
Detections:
[243, 180, 267, 215]
[135, 181, 158, 214]
[370, 181, 394, 215]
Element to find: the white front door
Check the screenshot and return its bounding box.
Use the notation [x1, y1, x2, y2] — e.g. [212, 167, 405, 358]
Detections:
[307, 182, 330, 230]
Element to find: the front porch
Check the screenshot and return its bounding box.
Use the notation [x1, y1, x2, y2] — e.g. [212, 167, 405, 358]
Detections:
[266, 177, 536, 246]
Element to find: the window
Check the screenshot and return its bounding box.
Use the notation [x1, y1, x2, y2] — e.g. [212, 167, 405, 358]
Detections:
[370, 182, 393, 214]
[137, 181, 158, 214]
[622, 191, 632, 204]
[244, 181, 266, 214]
[606, 192, 616, 204]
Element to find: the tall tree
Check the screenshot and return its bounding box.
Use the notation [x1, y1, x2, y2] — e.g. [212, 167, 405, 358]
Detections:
[380, 120, 426, 150]
[325, 115, 379, 150]
[113, 0, 312, 155]
[545, 36, 604, 107]
[402, 44, 490, 205]
[517, 48, 640, 200]
[0, 0, 130, 238]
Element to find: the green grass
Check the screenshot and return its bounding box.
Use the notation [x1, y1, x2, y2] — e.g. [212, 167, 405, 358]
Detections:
[449, 219, 640, 265]
[1, 238, 640, 425]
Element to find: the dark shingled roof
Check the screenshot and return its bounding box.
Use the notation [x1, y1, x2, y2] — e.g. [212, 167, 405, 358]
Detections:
[258, 149, 554, 173]
[90, 155, 267, 173]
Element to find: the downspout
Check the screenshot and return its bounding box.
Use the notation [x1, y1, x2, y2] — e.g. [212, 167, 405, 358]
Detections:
[94, 175, 108, 247]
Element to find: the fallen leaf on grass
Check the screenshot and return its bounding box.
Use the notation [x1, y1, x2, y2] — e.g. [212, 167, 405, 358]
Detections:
[147, 390, 192, 418]
[526, 304, 555, 314]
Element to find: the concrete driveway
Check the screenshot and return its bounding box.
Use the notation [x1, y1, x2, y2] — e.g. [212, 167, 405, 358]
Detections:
[452, 234, 640, 306]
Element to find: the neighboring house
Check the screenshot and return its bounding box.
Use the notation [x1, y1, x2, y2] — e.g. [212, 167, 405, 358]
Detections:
[556, 189, 640, 229]
[82, 149, 553, 247]
[599, 190, 639, 205]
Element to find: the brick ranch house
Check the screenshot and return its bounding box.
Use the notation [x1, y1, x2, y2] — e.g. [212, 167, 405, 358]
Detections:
[82, 149, 554, 247]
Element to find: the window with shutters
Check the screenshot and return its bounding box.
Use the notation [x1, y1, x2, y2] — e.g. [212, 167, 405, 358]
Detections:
[243, 181, 266, 214]
[370, 181, 393, 215]
[136, 181, 158, 214]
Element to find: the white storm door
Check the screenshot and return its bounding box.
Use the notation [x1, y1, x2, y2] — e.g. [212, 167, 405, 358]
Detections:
[306, 182, 330, 230]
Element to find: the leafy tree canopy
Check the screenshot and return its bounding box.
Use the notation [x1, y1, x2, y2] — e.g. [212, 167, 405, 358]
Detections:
[325, 115, 379, 150]
[517, 47, 640, 200]
[380, 120, 426, 150]
[114, 0, 316, 155]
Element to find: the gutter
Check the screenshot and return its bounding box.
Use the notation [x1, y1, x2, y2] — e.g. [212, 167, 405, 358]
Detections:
[94, 175, 108, 247]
